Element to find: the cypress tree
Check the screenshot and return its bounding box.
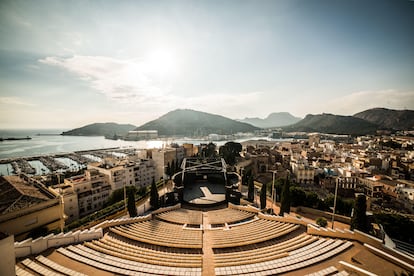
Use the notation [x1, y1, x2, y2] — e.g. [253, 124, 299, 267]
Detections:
[351, 194, 368, 232]
[247, 174, 254, 202]
[171, 160, 176, 175]
[127, 191, 137, 217]
[279, 176, 291, 216]
[150, 179, 159, 210]
[260, 184, 267, 210]
[166, 162, 171, 178]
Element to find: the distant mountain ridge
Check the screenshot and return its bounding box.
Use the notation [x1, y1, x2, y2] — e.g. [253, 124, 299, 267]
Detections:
[135, 109, 259, 136]
[62, 107, 414, 138]
[239, 112, 301, 128]
[353, 108, 414, 130]
[62, 122, 136, 137]
[283, 113, 378, 135]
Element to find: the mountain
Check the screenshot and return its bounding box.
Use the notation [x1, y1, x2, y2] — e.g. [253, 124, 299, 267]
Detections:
[62, 123, 136, 137]
[283, 113, 378, 135]
[135, 109, 259, 136]
[353, 108, 414, 130]
[239, 112, 301, 128]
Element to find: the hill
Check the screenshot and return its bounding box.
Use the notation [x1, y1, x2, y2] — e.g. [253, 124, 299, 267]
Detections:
[353, 108, 414, 130]
[135, 109, 259, 136]
[62, 122, 136, 137]
[283, 113, 378, 135]
[239, 112, 301, 128]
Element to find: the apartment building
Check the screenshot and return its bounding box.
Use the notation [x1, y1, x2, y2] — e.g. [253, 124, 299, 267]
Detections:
[89, 157, 156, 190]
[51, 183, 79, 224]
[64, 169, 111, 217]
[152, 147, 185, 180]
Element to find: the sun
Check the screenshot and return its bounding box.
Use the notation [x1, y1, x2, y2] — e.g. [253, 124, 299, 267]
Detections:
[145, 48, 178, 77]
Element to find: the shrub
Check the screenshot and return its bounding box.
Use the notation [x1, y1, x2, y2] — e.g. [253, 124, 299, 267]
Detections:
[316, 217, 328, 227]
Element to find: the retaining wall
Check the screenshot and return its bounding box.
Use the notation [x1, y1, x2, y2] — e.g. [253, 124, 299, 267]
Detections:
[14, 228, 102, 258]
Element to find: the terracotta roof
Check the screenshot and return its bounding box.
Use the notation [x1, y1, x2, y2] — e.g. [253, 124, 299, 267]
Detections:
[0, 176, 55, 215]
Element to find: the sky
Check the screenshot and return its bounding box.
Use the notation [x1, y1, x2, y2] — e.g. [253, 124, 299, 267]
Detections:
[0, 0, 413, 129]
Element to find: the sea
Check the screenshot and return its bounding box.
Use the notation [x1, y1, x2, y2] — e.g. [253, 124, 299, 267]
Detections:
[0, 129, 282, 176]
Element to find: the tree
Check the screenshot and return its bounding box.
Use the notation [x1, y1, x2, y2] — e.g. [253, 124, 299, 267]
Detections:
[219, 141, 242, 165]
[260, 184, 267, 210]
[351, 194, 368, 232]
[279, 176, 291, 216]
[127, 191, 137, 217]
[290, 186, 306, 207]
[171, 160, 176, 175]
[166, 162, 172, 178]
[175, 159, 181, 172]
[247, 174, 254, 202]
[150, 179, 159, 210]
[202, 142, 217, 158]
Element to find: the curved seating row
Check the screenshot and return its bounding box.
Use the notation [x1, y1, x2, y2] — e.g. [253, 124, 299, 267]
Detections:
[110, 219, 202, 248]
[83, 234, 202, 268]
[215, 238, 353, 275]
[58, 244, 202, 276]
[210, 218, 300, 248]
[214, 233, 318, 267]
[156, 208, 203, 225]
[207, 208, 255, 225]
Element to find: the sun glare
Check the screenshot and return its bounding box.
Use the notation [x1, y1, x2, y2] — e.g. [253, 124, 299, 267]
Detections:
[145, 48, 178, 77]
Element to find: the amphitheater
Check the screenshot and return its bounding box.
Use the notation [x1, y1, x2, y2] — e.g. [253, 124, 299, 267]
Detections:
[11, 158, 414, 275]
[12, 203, 414, 276]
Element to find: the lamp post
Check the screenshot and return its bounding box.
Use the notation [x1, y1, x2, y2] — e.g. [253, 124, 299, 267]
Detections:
[331, 180, 339, 229]
[124, 182, 127, 214]
[272, 170, 277, 214]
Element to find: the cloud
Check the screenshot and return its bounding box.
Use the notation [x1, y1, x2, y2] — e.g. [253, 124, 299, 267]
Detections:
[294, 89, 414, 116]
[39, 55, 174, 104]
[328, 90, 414, 115]
[0, 97, 35, 106]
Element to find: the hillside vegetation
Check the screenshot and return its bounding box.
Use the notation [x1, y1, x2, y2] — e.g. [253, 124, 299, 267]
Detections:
[135, 109, 259, 136]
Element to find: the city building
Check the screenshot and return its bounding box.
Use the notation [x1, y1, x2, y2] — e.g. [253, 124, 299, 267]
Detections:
[0, 175, 65, 241]
[88, 157, 156, 190]
[152, 147, 185, 180]
[64, 169, 111, 218]
[51, 183, 79, 224]
[124, 130, 158, 141]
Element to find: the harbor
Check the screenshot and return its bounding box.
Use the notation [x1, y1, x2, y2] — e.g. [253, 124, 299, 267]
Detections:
[0, 147, 138, 176]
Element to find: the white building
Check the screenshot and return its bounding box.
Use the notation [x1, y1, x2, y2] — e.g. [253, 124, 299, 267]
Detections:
[88, 158, 156, 190]
[64, 169, 111, 217]
[152, 147, 185, 180]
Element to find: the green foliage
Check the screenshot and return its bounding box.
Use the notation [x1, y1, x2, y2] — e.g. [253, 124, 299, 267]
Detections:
[279, 177, 291, 216]
[260, 184, 267, 210]
[105, 186, 136, 207]
[135, 109, 259, 136]
[62, 122, 136, 137]
[247, 174, 254, 202]
[374, 213, 414, 245]
[150, 179, 159, 210]
[127, 191, 137, 217]
[283, 113, 378, 135]
[316, 217, 328, 227]
[290, 186, 306, 207]
[166, 162, 172, 178]
[219, 141, 242, 165]
[351, 194, 368, 232]
[324, 196, 354, 217]
[202, 142, 218, 158]
[28, 226, 49, 239]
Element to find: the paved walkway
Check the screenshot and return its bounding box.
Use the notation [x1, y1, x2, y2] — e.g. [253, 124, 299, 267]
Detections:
[202, 212, 215, 276]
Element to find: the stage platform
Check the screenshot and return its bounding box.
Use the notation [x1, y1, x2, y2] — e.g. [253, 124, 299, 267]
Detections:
[183, 180, 226, 205]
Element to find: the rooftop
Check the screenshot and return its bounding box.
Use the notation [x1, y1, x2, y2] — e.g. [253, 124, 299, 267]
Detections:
[0, 175, 56, 215]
